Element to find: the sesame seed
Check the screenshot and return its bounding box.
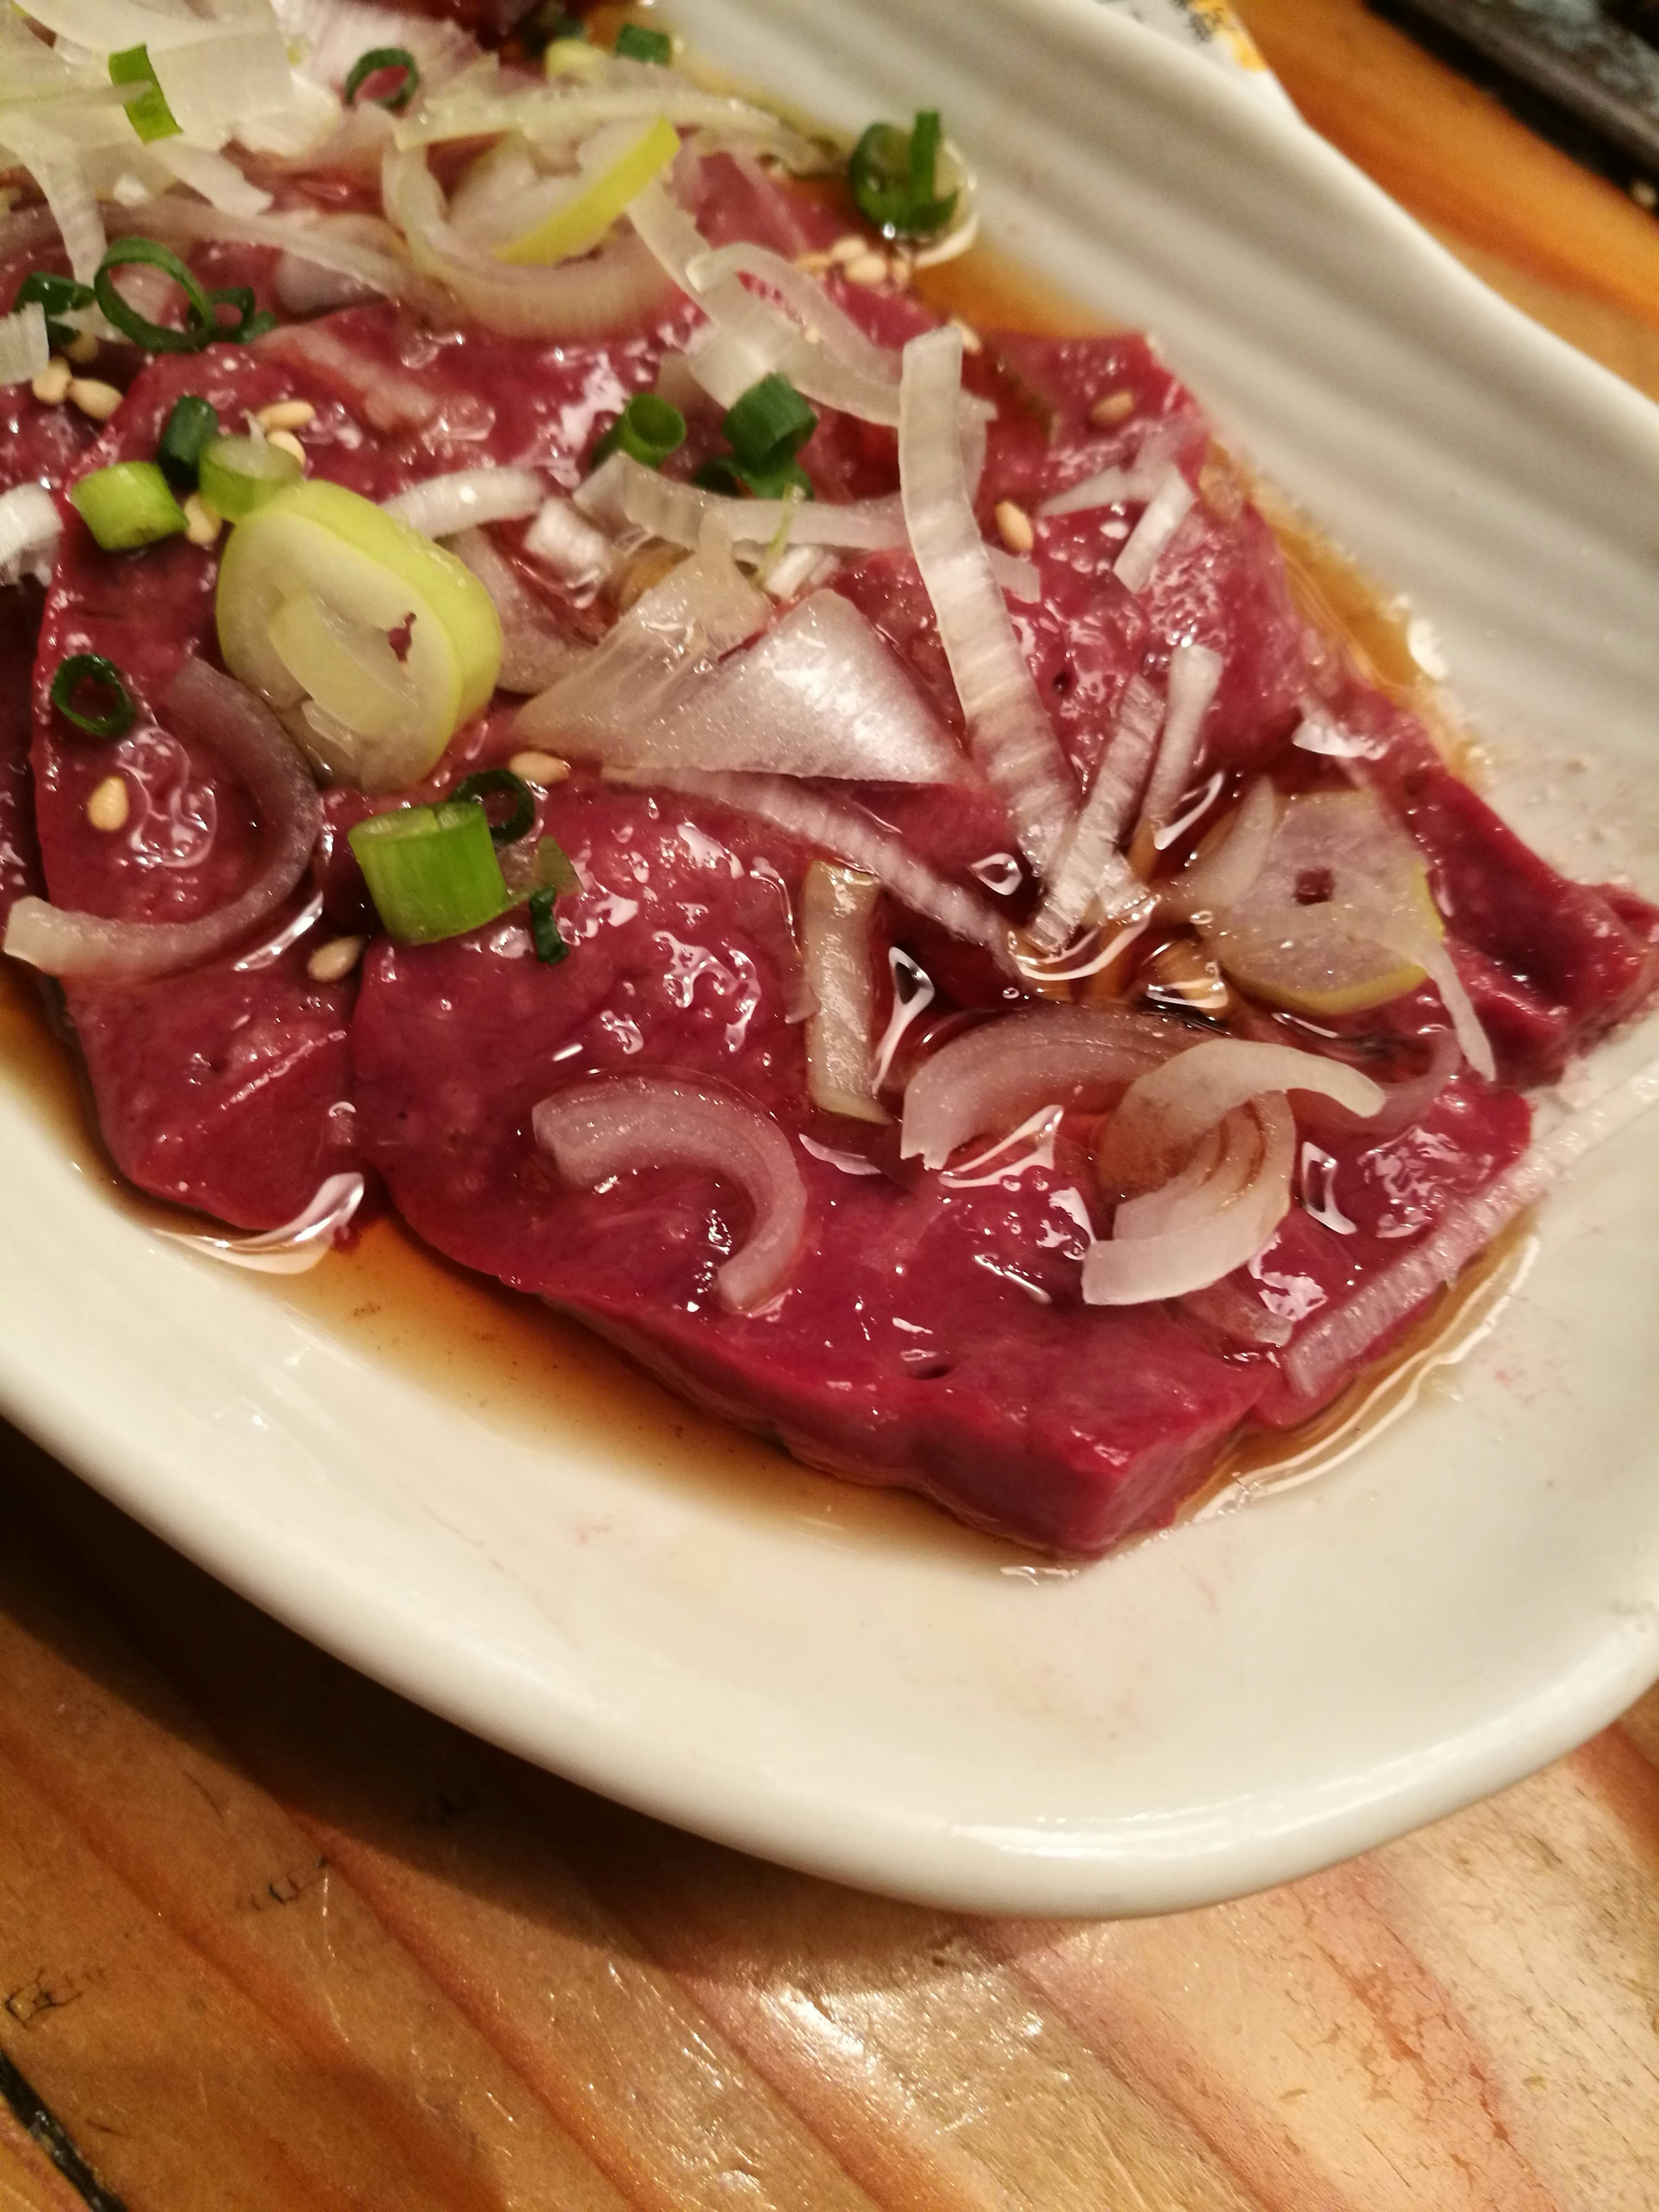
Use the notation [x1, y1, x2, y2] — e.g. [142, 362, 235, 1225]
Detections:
[829, 234, 868, 266]
[265, 428, 307, 465]
[30, 356, 71, 405]
[183, 493, 221, 547]
[508, 749, 570, 786]
[67, 377, 122, 423]
[845, 251, 889, 288]
[256, 397, 317, 432]
[86, 774, 129, 832]
[994, 499, 1035, 555]
[947, 315, 983, 355]
[307, 934, 365, 984]
[64, 330, 99, 365]
[793, 249, 834, 275]
[1089, 390, 1136, 428]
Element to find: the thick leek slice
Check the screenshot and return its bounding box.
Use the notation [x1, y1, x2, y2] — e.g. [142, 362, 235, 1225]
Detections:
[216, 480, 502, 794]
[492, 114, 679, 266]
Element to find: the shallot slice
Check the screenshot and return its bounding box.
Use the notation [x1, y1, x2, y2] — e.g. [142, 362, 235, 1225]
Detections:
[5, 662, 321, 982]
[1083, 1097, 1295, 1306]
[900, 1003, 1183, 1169]
[533, 1075, 807, 1314]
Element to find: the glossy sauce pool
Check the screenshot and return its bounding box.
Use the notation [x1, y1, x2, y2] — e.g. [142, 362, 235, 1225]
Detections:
[0, 239, 1531, 1565]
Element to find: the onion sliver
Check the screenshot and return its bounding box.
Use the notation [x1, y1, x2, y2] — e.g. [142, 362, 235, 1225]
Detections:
[1028, 674, 1163, 954]
[1097, 1036, 1385, 1198]
[616, 764, 1013, 963]
[803, 861, 886, 1123]
[1293, 1027, 1462, 1142]
[450, 528, 582, 696]
[901, 1003, 1182, 1169]
[157, 1172, 365, 1274]
[3, 109, 105, 284]
[1131, 642, 1222, 853]
[523, 497, 617, 594]
[151, 141, 273, 219]
[382, 468, 544, 539]
[5, 661, 320, 982]
[129, 196, 411, 302]
[533, 1074, 807, 1314]
[385, 144, 674, 340]
[398, 80, 818, 169]
[0, 481, 61, 588]
[1084, 1097, 1295, 1306]
[1113, 464, 1195, 595]
[685, 241, 899, 386]
[260, 319, 438, 432]
[0, 303, 48, 389]
[899, 325, 1076, 872]
[1161, 776, 1279, 920]
[1037, 454, 1172, 519]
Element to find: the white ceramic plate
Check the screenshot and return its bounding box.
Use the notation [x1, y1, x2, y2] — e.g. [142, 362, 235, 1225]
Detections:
[4, 0, 1659, 1916]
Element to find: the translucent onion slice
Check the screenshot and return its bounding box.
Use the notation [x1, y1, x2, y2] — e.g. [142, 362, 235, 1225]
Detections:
[2, 109, 104, 283]
[157, 1172, 365, 1274]
[260, 319, 438, 432]
[451, 526, 582, 695]
[1113, 463, 1195, 594]
[1036, 454, 1171, 519]
[383, 143, 674, 340]
[515, 515, 766, 752]
[0, 303, 48, 389]
[899, 324, 1076, 872]
[0, 480, 62, 586]
[685, 241, 899, 385]
[398, 80, 819, 169]
[493, 115, 679, 266]
[522, 496, 617, 595]
[613, 764, 1012, 962]
[129, 196, 410, 302]
[1290, 1026, 1463, 1143]
[1096, 1036, 1385, 1199]
[151, 140, 273, 218]
[1083, 1096, 1295, 1306]
[1160, 775, 1280, 920]
[1028, 673, 1163, 954]
[533, 1074, 807, 1314]
[802, 861, 886, 1123]
[900, 1003, 1182, 1169]
[381, 467, 544, 539]
[1130, 642, 1223, 853]
[5, 661, 320, 981]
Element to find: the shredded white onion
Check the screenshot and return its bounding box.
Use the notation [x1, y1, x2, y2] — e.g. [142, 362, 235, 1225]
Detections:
[398, 79, 819, 169]
[259, 319, 439, 432]
[1113, 464, 1196, 595]
[1161, 776, 1279, 920]
[382, 467, 543, 539]
[130, 197, 410, 302]
[2, 109, 105, 283]
[450, 528, 583, 695]
[901, 1004, 1182, 1170]
[1131, 642, 1223, 852]
[1408, 937, 1496, 1083]
[0, 303, 48, 389]
[0, 480, 61, 586]
[523, 496, 617, 596]
[157, 1171, 364, 1274]
[802, 861, 886, 1123]
[533, 1074, 807, 1314]
[1028, 674, 1164, 954]
[685, 240, 899, 386]
[613, 764, 1013, 962]
[1084, 1096, 1295, 1305]
[1037, 456, 1170, 520]
[5, 661, 321, 981]
[899, 325, 1076, 872]
[151, 140, 273, 217]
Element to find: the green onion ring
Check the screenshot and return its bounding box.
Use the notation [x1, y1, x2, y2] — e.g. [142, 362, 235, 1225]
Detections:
[95, 237, 215, 355]
[207, 286, 277, 344]
[344, 46, 420, 111]
[13, 270, 94, 352]
[591, 391, 686, 472]
[528, 885, 568, 963]
[724, 374, 817, 473]
[452, 767, 535, 847]
[50, 654, 137, 740]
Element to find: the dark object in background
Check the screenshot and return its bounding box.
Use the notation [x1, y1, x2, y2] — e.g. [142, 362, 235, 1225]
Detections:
[1371, 0, 1659, 191]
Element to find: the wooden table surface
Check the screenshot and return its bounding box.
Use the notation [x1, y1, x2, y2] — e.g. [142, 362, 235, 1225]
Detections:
[6, 4, 1659, 2206]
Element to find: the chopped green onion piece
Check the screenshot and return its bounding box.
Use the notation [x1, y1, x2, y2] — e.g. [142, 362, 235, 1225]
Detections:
[157, 395, 220, 491]
[517, 3, 586, 55]
[723, 373, 817, 472]
[14, 271, 94, 352]
[95, 237, 215, 355]
[70, 461, 188, 552]
[694, 453, 814, 501]
[528, 885, 569, 963]
[50, 654, 137, 739]
[530, 836, 579, 893]
[614, 21, 672, 64]
[108, 43, 181, 143]
[849, 109, 958, 239]
[207, 285, 276, 344]
[344, 46, 420, 111]
[452, 766, 535, 846]
[349, 801, 510, 944]
[591, 391, 685, 471]
[198, 433, 305, 521]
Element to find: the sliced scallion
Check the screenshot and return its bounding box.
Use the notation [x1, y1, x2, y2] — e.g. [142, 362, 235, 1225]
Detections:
[95, 237, 214, 355]
[69, 461, 188, 552]
[14, 271, 94, 352]
[349, 801, 510, 944]
[528, 885, 569, 963]
[344, 46, 420, 111]
[692, 453, 813, 501]
[198, 433, 304, 521]
[50, 654, 137, 739]
[208, 285, 276, 344]
[108, 44, 181, 143]
[157, 395, 219, 491]
[452, 767, 534, 846]
[849, 109, 958, 239]
[591, 391, 685, 471]
[724, 373, 817, 473]
[614, 22, 672, 64]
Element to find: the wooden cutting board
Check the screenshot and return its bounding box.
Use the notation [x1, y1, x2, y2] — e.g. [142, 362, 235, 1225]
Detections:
[3, 4, 1659, 2205]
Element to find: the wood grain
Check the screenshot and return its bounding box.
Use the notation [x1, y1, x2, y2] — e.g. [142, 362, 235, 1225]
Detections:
[3, 5, 1659, 2205]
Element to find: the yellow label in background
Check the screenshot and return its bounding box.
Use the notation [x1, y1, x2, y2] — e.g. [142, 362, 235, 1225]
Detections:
[1093, 0, 1299, 112]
